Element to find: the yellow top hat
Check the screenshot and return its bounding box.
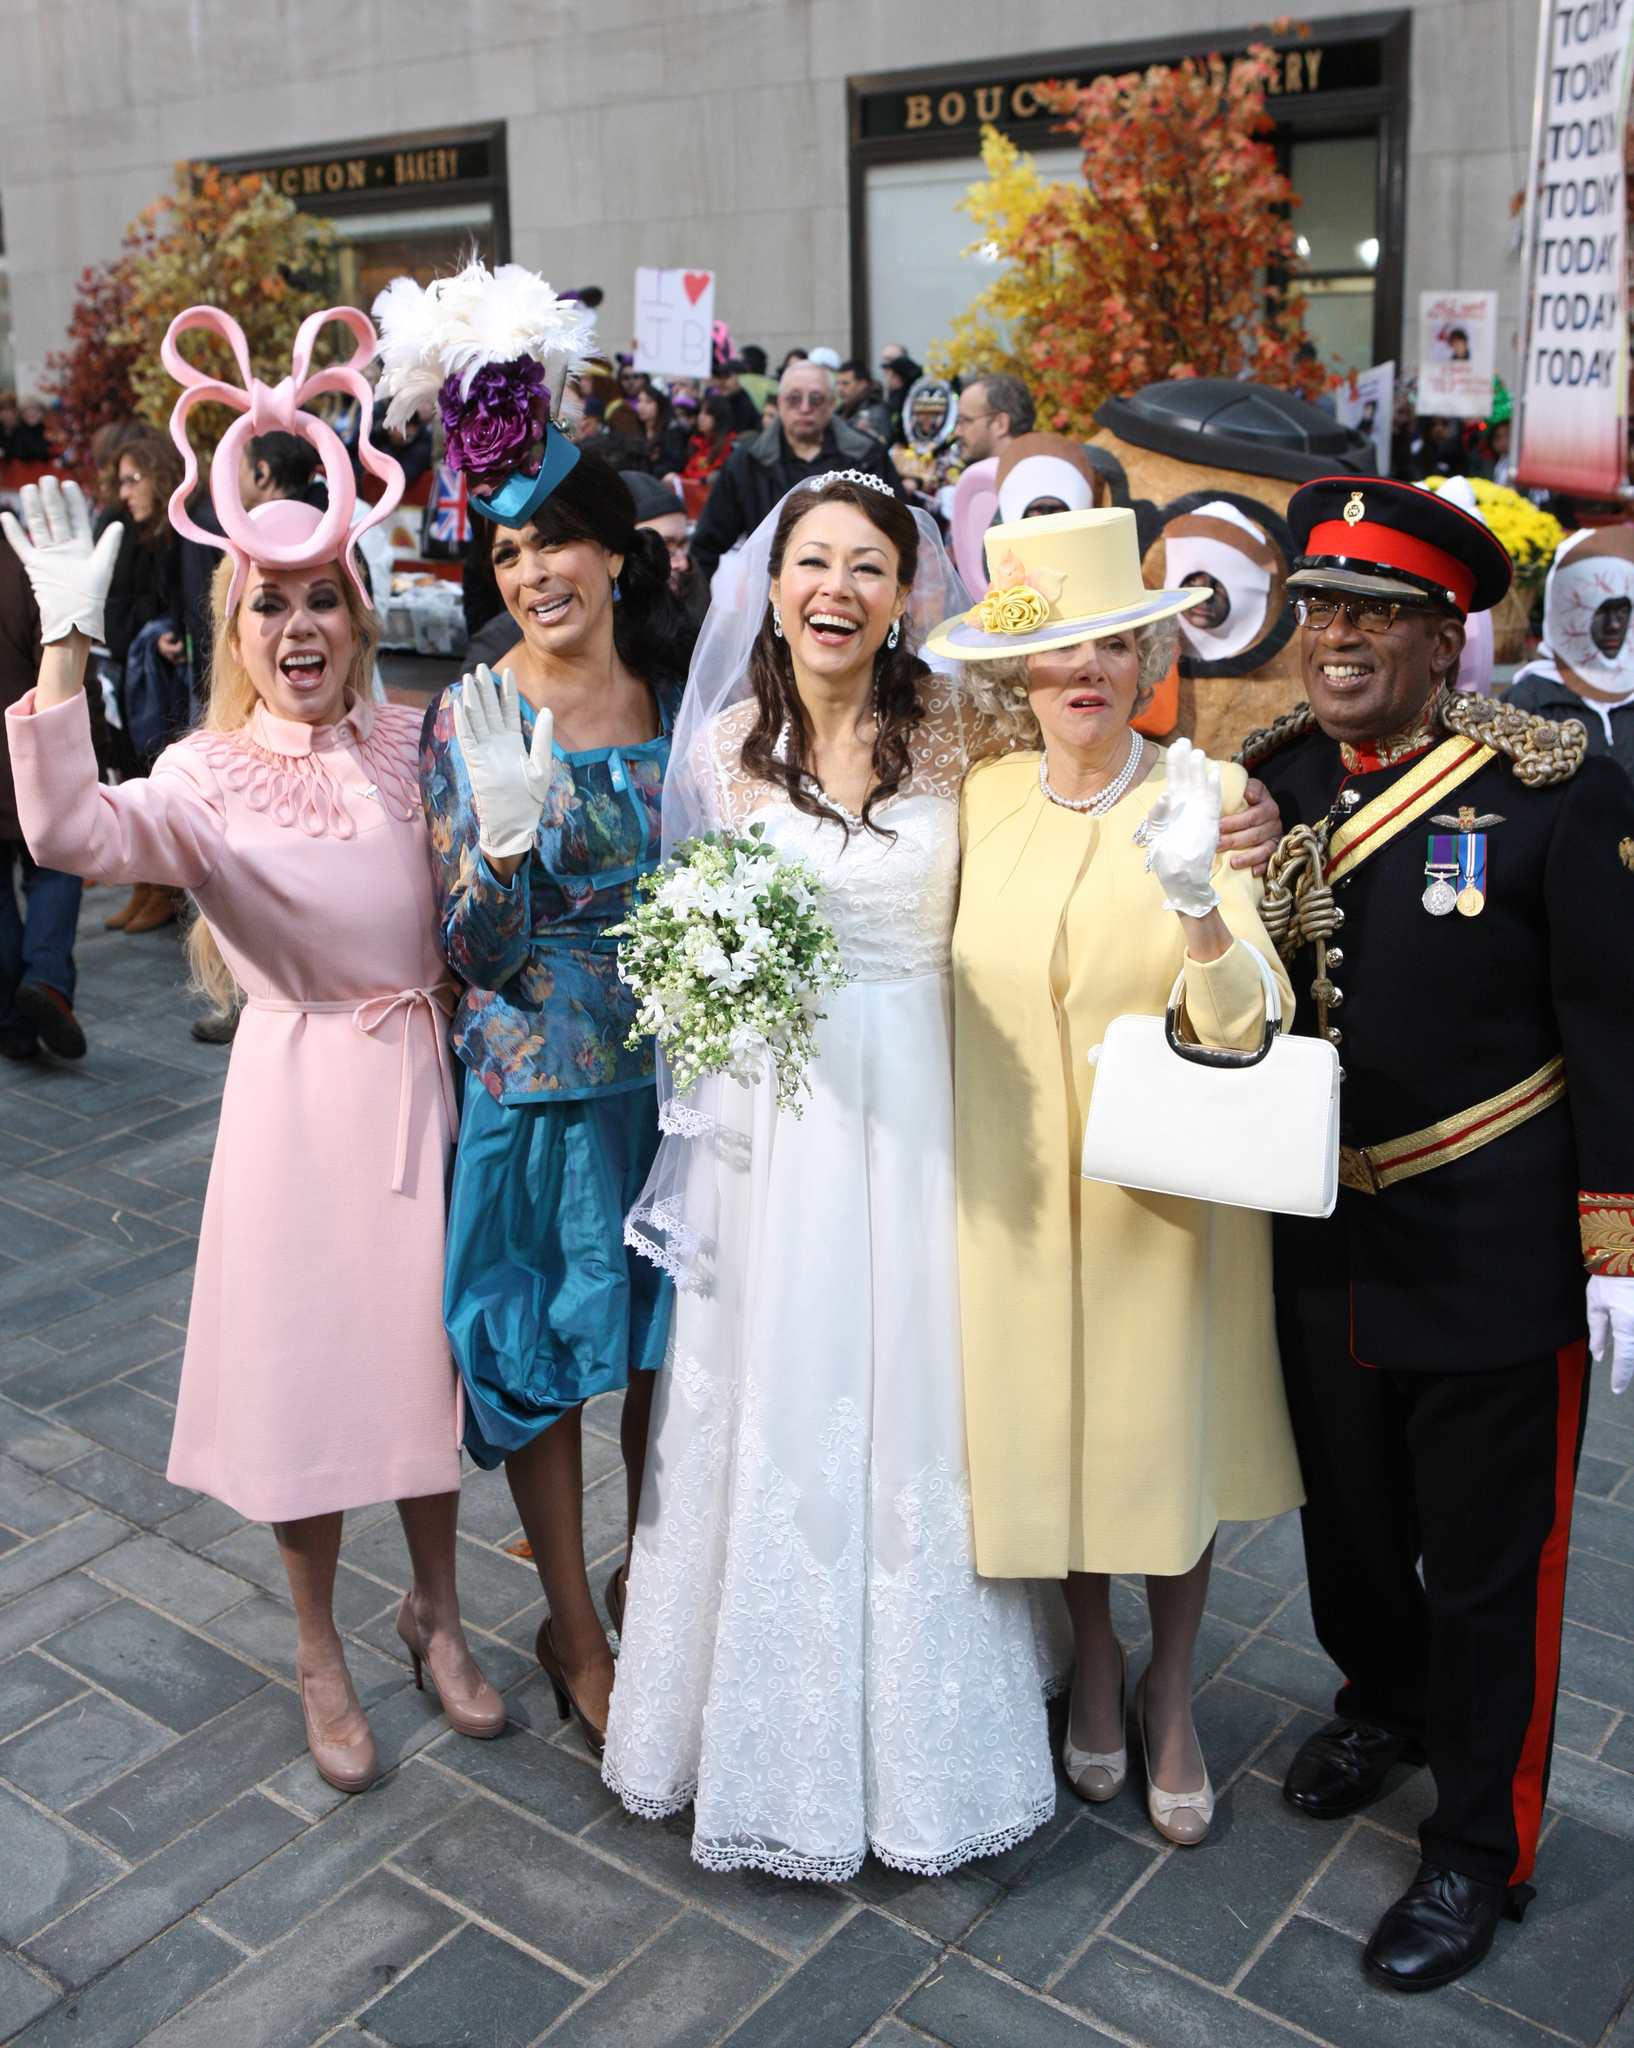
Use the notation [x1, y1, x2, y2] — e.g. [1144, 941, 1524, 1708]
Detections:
[924, 506, 1207, 662]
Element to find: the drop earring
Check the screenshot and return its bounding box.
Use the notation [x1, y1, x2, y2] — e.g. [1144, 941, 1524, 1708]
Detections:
[772, 606, 784, 639]
[887, 618, 901, 649]
[612, 577, 622, 604]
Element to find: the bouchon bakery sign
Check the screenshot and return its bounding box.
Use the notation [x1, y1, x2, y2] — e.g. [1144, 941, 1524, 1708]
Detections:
[228, 138, 493, 204]
[857, 38, 1380, 140]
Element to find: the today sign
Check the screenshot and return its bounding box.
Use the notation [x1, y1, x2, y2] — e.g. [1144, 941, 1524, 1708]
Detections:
[634, 268, 716, 380]
[1515, 0, 1634, 493]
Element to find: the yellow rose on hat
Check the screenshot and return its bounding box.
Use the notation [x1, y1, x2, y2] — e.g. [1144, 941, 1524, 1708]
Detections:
[977, 584, 1050, 634]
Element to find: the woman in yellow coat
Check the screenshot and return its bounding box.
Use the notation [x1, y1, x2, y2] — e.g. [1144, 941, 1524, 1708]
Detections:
[928, 508, 1303, 1849]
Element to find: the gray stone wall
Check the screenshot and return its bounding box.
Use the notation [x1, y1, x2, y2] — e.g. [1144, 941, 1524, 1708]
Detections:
[0, 0, 1540, 396]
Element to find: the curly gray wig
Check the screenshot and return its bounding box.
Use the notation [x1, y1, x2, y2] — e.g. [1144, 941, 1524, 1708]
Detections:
[952, 615, 1179, 746]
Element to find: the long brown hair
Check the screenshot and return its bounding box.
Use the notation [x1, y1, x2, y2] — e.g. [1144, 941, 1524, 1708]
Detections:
[185, 554, 380, 1010]
[92, 421, 184, 546]
[740, 478, 926, 837]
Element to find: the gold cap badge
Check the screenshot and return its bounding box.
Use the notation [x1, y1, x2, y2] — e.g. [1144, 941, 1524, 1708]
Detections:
[1343, 491, 1366, 527]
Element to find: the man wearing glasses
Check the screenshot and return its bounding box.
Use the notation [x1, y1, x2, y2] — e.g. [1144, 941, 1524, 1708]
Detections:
[689, 358, 903, 589]
[953, 374, 1035, 465]
[1246, 477, 1634, 1994]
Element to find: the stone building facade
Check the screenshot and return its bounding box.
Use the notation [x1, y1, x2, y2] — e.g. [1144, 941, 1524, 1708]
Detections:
[0, 0, 1537, 399]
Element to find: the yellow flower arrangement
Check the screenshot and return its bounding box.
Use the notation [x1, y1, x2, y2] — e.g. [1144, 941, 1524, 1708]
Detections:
[1425, 477, 1566, 580]
[976, 585, 1051, 634]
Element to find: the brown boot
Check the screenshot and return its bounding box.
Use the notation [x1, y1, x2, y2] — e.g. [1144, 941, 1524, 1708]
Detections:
[124, 887, 181, 934]
[104, 883, 147, 929]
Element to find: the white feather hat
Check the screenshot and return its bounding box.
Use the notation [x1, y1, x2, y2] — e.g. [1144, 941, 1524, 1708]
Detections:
[372, 259, 597, 432]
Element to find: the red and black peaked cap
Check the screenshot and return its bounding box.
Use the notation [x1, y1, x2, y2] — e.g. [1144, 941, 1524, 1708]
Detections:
[1285, 476, 1513, 616]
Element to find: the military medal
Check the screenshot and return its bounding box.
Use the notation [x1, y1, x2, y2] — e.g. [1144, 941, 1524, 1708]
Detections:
[1455, 832, 1486, 915]
[1425, 807, 1498, 918]
[1423, 833, 1459, 915]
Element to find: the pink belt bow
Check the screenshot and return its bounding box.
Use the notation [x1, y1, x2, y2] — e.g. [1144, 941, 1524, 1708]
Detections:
[248, 984, 460, 1192]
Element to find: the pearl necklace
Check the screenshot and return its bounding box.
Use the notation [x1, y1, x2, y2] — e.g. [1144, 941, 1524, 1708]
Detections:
[1038, 731, 1145, 816]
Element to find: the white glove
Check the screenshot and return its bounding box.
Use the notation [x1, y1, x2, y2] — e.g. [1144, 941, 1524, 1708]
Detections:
[451, 663, 555, 863]
[1588, 1274, 1634, 1395]
[1141, 736, 1223, 918]
[0, 477, 124, 645]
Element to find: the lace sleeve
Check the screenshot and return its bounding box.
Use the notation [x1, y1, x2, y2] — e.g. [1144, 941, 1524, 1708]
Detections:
[904, 680, 1025, 801]
[693, 701, 774, 833]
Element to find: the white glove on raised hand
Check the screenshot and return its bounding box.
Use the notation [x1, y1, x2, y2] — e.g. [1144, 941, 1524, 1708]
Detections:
[1141, 736, 1223, 918]
[0, 477, 124, 645]
[451, 664, 555, 863]
[1588, 1275, 1634, 1395]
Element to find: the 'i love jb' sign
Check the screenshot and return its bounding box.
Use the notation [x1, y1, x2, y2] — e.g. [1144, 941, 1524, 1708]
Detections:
[634, 268, 717, 380]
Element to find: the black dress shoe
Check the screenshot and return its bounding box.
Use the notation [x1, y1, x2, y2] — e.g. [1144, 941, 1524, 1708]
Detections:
[1363, 1862, 1533, 1992]
[1283, 1715, 1420, 1819]
[13, 982, 86, 1060]
[0, 1034, 37, 1061]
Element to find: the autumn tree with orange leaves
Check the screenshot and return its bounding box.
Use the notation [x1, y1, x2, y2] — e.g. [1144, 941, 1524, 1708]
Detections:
[45, 163, 336, 481]
[928, 45, 1325, 435]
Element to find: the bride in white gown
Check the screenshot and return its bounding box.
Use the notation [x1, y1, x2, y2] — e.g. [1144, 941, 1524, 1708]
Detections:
[603, 474, 1062, 1880]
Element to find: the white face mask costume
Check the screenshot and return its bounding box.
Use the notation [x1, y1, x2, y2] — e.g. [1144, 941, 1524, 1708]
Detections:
[1541, 531, 1634, 701]
[995, 455, 1095, 526]
[1160, 499, 1276, 663]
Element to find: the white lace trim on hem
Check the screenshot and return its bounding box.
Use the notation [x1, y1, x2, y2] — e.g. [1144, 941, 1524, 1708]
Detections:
[600, 1755, 697, 1822]
[687, 1791, 1056, 1885]
[601, 1768, 1056, 1887]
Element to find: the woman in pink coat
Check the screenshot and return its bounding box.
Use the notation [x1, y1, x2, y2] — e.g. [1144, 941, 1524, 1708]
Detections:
[1, 308, 503, 1792]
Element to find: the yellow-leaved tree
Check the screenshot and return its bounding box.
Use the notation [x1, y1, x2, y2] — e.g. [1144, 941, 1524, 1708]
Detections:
[928, 47, 1326, 435]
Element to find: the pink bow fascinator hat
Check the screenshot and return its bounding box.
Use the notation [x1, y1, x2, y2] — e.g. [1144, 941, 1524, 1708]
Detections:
[162, 303, 405, 616]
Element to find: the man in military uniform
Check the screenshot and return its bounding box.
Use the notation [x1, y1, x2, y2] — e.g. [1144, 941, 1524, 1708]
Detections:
[1244, 477, 1634, 1992]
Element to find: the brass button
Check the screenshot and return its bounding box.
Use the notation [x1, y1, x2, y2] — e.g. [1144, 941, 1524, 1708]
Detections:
[1325, 947, 1344, 969]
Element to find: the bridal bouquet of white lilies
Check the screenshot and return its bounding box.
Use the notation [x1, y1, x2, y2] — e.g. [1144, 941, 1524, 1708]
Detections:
[612, 823, 846, 1115]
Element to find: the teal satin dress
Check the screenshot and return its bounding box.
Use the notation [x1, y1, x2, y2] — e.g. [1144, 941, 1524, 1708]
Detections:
[422, 687, 676, 1468]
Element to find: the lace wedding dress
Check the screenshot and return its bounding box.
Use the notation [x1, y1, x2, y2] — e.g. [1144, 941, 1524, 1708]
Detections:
[603, 688, 1058, 1881]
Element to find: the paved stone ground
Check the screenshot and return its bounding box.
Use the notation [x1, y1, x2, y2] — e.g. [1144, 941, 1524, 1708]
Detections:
[2, 896, 1634, 2048]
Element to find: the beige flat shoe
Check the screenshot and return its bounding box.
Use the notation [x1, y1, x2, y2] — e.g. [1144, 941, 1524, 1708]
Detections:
[1063, 1638, 1127, 1802]
[1135, 1667, 1214, 1846]
[396, 1594, 506, 1739]
[296, 1660, 377, 1793]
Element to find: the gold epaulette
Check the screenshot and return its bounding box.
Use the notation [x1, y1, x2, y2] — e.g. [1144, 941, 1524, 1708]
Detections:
[1437, 690, 1587, 787]
[1234, 703, 1318, 770]
[1234, 689, 1587, 788]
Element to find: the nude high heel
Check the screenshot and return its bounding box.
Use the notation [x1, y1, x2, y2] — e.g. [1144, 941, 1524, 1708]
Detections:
[1063, 1638, 1128, 1802]
[1135, 1667, 1214, 1846]
[395, 1595, 506, 1738]
[296, 1659, 377, 1793]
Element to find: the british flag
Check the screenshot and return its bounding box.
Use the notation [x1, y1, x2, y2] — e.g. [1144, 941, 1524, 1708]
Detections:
[428, 464, 471, 548]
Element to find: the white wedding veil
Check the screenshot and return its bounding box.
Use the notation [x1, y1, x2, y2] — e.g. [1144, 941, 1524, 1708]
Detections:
[624, 476, 971, 1291]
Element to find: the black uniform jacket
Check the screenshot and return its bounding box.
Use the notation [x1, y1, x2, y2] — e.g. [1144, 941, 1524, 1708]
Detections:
[1258, 722, 1634, 1372]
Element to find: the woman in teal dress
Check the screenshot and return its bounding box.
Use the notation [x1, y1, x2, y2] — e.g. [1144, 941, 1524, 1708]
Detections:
[419, 446, 697, 1757]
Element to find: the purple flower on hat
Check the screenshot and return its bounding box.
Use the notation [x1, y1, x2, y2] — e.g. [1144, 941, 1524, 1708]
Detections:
[439, 358, 547, 477]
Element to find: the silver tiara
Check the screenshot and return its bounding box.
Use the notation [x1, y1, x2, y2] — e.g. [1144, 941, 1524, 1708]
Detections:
[802, 468, 897, 498]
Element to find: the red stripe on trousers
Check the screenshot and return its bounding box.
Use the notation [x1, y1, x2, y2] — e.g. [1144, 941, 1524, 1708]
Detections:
[1509, 1337, 1587, 1885]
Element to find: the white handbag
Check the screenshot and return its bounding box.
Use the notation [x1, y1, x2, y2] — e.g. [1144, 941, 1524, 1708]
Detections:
[1080, 944, 1340, 1218]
